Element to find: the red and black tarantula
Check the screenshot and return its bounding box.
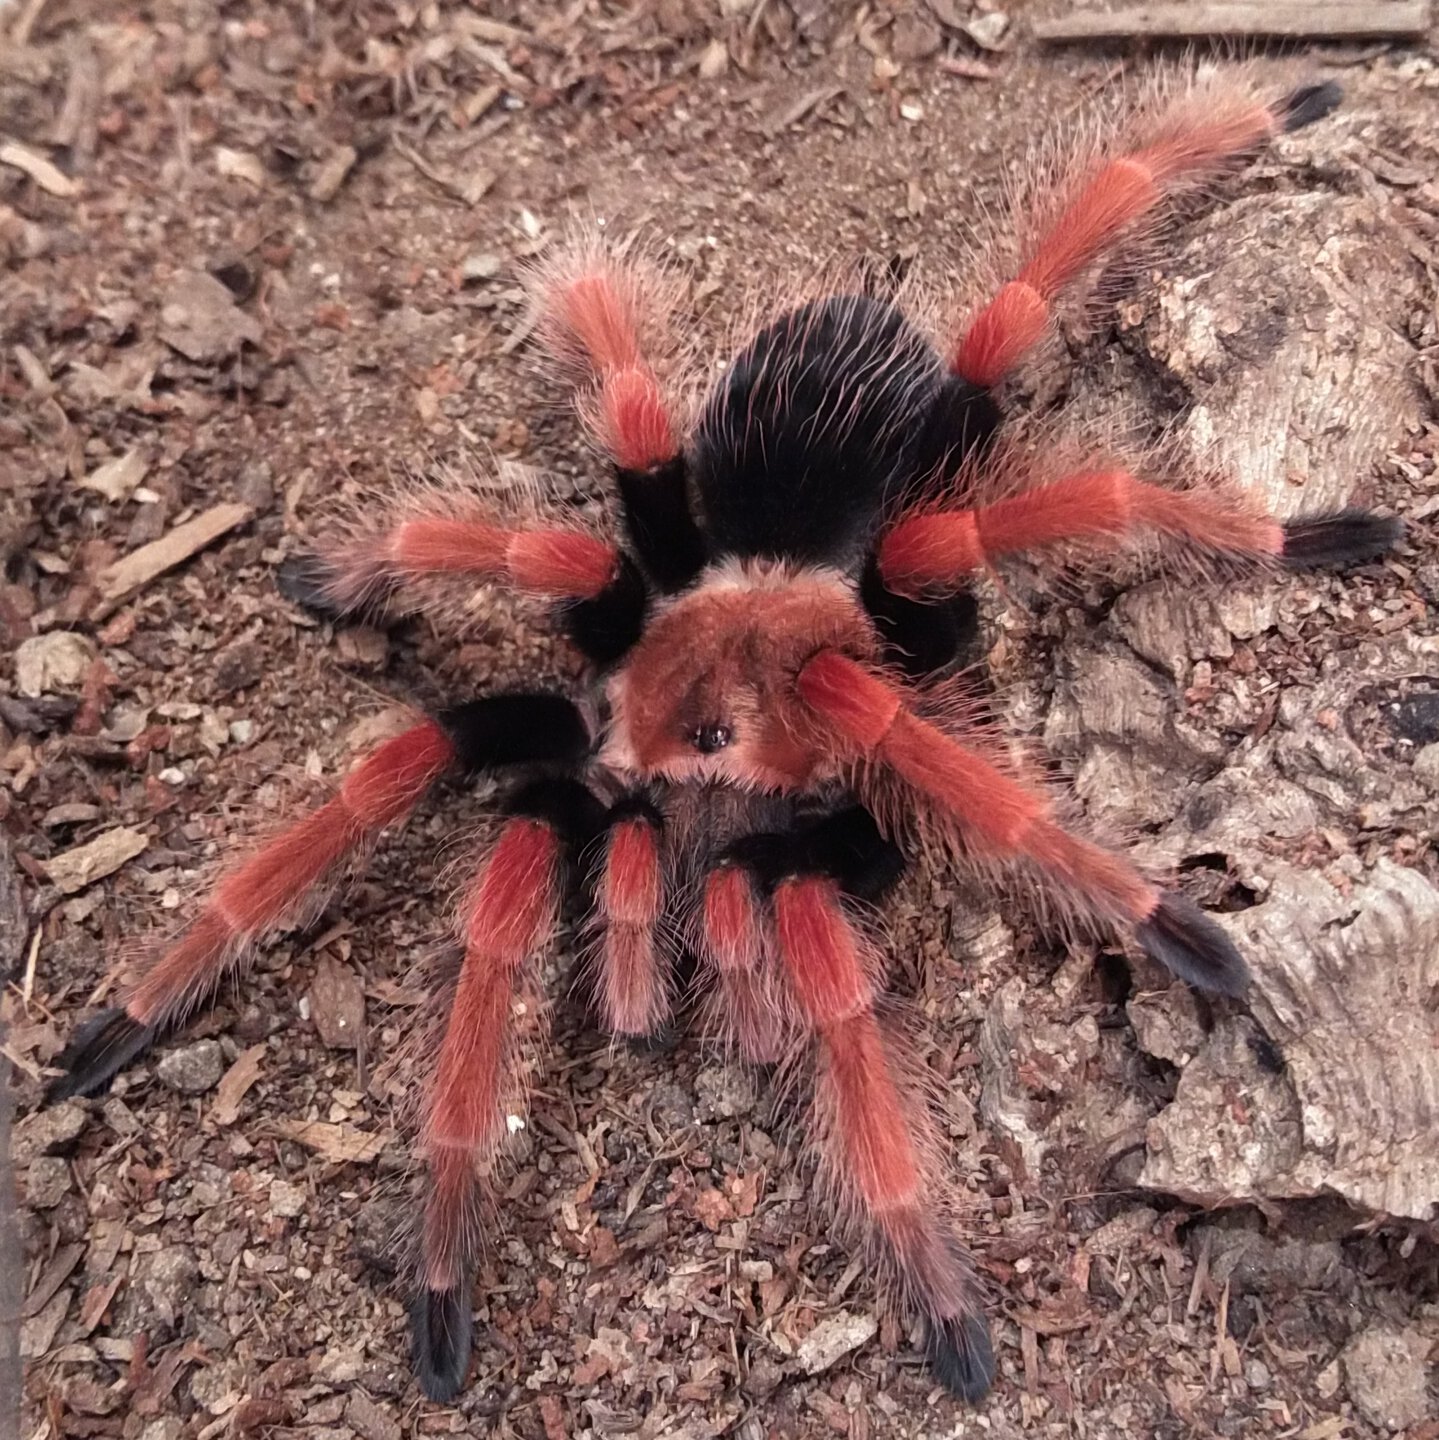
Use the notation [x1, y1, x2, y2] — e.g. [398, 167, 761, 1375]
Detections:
[49, 72, 1400, 1404]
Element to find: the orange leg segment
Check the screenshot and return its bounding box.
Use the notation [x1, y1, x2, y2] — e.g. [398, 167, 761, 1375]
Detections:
[772, 877, 993, 1400]
[877, 470, 1284, 597]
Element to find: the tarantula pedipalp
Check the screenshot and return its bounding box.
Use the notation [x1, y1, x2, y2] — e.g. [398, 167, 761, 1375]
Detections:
[47, 69, 1401, 1406]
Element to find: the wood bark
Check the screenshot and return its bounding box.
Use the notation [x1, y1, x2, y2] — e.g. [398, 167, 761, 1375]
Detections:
[1035, 2, 1432, 43]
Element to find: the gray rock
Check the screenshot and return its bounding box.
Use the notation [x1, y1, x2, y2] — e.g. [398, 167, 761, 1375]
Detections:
[155, 1039, 224, 1094]
[1340, 1322, 1432, 1432]
[24, 1155, 71, 1209]
[12, 1101, 87, 1165]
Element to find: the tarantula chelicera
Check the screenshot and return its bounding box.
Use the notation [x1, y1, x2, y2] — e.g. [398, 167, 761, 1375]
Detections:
[49, 71, 1400, 1404]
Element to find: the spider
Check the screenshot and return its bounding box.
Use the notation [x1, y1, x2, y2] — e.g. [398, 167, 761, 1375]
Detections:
[46, 69, 1400, 1407]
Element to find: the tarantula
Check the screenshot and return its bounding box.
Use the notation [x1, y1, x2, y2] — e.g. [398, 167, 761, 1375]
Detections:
[48, 70, 1399, 1405]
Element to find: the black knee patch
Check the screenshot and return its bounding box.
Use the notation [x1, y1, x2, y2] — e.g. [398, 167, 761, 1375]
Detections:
[438, 695, 591, 773]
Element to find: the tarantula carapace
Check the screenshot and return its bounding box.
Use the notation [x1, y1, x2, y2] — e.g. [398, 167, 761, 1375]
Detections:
[48, 70, 1400, 1405]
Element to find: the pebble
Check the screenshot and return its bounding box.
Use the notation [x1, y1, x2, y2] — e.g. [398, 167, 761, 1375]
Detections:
[269, 1177, 307, 1219]
[1341, 1322, 1432, 1430]
[12, 1101, 88, 1165]
[138, 1246, 199, 1328]
[156, 1039, 224, 1094]
[24, 1155, 72, 1208]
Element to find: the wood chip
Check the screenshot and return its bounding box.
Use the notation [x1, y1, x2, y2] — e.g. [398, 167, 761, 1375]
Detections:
[1034, 1, 1430, 41]
[91, 502, 252, 619]
[275, 1119, 386, 1164]
[212, 1044, 266, 1126]
[308, 954, 365, 1050]
[796, 1309, 878, 1375]
[40, 827, 148, 895]
[23, 1242, 84, 1319]
[0, 141, 79, 197]
[78, 448, 149, 503]
[76, 1273, 124, 1337]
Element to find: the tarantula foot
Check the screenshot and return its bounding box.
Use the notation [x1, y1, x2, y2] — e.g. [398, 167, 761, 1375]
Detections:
[926, 1311, 996, 1403]
[410, 1285, 473, 1403]
[1135, 892, 1250, 997]
[1277, 80, 1343, 133]
[44, 1007, 159, 1105]
[276, 550, 398, 625]
[1281, 509, 1403, 569]
[624, 1021, 681, 1055]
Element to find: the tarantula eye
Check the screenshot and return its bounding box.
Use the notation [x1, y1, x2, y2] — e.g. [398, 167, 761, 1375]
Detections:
[690, 723, 733, 754]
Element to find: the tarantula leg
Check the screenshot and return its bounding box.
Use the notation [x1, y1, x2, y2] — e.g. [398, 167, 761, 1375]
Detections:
[535, 254, 706, 590]
[878, 470, 1403, 596]
[415, 813, 565, 1403]
[950, 78, 1340, 388]
[697, 865, 788, 1064]
[724, 805, 907, 904]
[1280, 509, 1405, 568]
[298, 514, 623, 622]
[772, 877, 994, 1401]
[796, 651, 1249, 995]
[45, 721, 456, 1104]
[592, 798, 671, 1039]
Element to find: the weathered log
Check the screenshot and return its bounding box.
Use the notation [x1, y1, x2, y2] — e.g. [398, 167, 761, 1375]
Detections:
[1035, 2, 1432, 43]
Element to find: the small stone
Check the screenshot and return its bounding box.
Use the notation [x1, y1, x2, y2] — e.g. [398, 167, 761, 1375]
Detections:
[13, 1101, 88, 1165]
[1340, 1322, 1431, 1431]
[139, 1421, 187, 1440]
[461, 251, 503, 283]
[694, 1063, 758, 1120]
[156, 1039, 224, 1094]
[796, 1309, 879, 1376]
[236, 462, 275, 512]
[269, 1178, 307, 1219]
[212, 638, 265, 695]
[24, 1156, 72, 1208]
[345, 1392, 402, 1440]
[138, 1246, 199, 1328]
[229, 719, 255, 744]
[15, 631, 96, 697]
[1412, 742, 1439, 788]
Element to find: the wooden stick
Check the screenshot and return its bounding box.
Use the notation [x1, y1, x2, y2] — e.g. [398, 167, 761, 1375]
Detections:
[1034, 2, 1431, 42]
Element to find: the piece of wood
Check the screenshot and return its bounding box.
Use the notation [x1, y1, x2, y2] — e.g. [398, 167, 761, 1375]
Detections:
[90, 502, 252, 619]
[1034, 2, 1431, 42]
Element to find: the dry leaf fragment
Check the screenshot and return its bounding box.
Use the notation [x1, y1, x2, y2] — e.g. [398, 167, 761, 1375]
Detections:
[212, 1044, 266, 1126]
[91, 502, 252, 619]
[41, 827, 148, 895]
[275, 1119, 386, 1164]
[79, 448, 149, 502]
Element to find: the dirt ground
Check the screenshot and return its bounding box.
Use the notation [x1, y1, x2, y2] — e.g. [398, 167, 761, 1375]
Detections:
[4, 3, 1438, 1439]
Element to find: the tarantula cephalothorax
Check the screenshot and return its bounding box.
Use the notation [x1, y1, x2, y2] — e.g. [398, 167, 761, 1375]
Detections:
[48, 71, 1400, 1405]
